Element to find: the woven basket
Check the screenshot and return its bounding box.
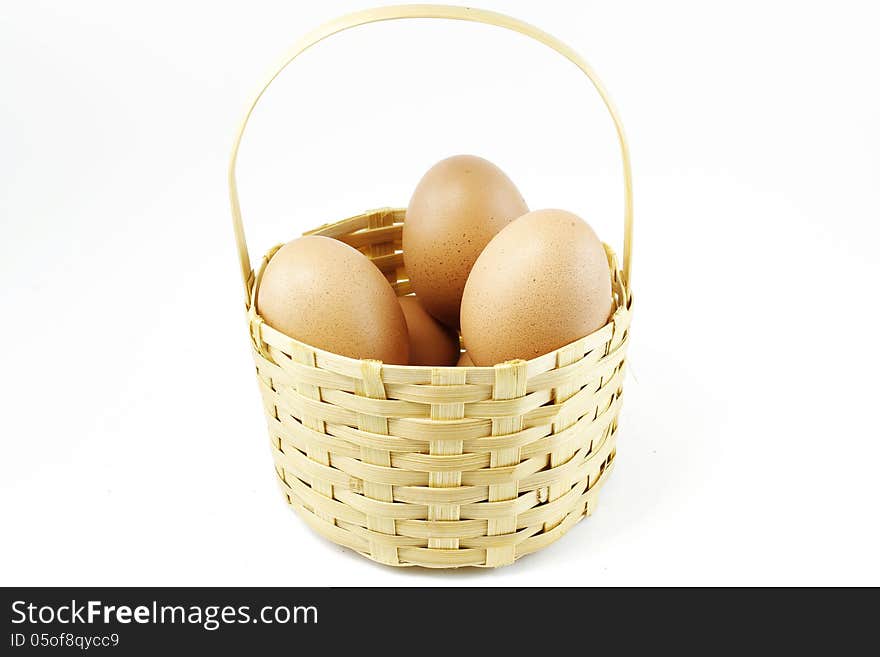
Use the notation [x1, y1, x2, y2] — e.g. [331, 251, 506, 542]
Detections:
[228, 5, 634, 568]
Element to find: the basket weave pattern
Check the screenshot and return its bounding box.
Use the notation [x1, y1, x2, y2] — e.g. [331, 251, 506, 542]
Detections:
[247, 208, 632, 568]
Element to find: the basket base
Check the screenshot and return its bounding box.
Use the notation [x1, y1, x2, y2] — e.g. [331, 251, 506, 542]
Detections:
[273, 445, 616, 569]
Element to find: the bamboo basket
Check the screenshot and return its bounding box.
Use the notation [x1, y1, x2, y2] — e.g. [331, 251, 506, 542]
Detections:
[229, 5, 634, 568]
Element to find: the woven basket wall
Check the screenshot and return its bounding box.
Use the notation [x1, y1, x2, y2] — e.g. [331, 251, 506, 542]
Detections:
[247, 208, 632, 568]
[229, 5, 635, 568]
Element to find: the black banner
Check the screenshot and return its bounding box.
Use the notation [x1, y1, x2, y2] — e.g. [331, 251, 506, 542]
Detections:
[1, 587, 871, 653]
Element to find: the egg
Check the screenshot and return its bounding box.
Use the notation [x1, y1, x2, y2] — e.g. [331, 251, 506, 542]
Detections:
[460, 209, 613, 366]
[398, 295, 460, 366]
[403, 155, 528, 327]
[456, 351, 473, 367]
[257, 236, 409, 364]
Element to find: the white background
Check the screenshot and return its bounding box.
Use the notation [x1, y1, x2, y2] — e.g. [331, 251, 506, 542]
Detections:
[2, 0, 878, 586]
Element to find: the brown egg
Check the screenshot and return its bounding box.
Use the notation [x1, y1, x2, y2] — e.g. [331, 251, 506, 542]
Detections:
[257, 236, 409, 364]
[398, 296, 460, 366]
[403, 155, 528, 327]
[456, 351, 474, 367]
[460, 209, 613, 366]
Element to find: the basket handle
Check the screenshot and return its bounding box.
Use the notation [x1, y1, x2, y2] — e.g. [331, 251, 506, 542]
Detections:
[229, 4, 634, 303]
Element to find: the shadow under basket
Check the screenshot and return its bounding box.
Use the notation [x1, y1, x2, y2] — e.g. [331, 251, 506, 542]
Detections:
[247, 209, 633, 568]
[229, 6, 635, 568]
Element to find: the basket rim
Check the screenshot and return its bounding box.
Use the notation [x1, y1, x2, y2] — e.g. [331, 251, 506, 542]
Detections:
[247, 218, 633, 378]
